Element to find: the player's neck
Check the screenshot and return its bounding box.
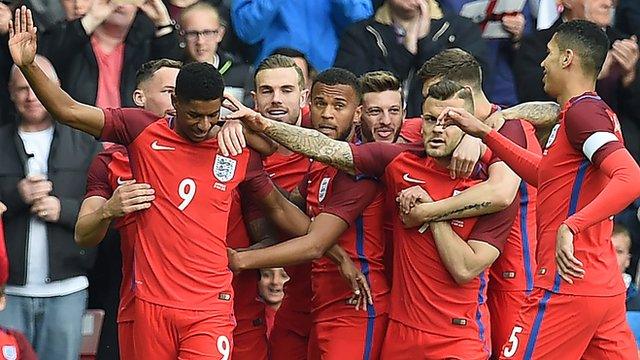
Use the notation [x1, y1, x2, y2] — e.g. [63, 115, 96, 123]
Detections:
[558, 79, 597, 107]
[433, 156, 451, 170]
[473, 92, 492, 122]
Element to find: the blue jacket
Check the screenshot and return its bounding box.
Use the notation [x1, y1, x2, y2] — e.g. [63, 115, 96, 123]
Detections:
[231, 0, 373, 70]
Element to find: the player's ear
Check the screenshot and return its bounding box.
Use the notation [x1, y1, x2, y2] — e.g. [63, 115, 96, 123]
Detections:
[251, 90, 258, 111]
[353, 104, 363, 125]
[562, 49, 574, 68]
[171, 94, 179, 110]
[300, 88, 309, 108]
[133, 89, 146, 108]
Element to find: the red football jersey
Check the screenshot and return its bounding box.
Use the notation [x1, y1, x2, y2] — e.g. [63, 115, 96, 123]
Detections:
[535, 93, 626, 296]
[301, 161, 389, 322]
[0, 214, 8, 286]
[84, 145, 136, 321]
[398, 117, 422, 143]
[349, 142, 516, 339]
[0, 327, 37, 360]
[100, 108, 273, 310]
[489, 120, 540, 292]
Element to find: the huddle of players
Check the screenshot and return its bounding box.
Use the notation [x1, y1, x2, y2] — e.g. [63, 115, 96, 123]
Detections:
[7, 6, 640, 359]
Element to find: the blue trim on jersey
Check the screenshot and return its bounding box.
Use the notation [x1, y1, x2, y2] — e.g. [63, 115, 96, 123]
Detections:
[519, 181, 534, 293]
[355, 216, 376, 360]
[476, 271, 490, 356]
[552, 160, 590, 293]
[523, 290, 553, 359]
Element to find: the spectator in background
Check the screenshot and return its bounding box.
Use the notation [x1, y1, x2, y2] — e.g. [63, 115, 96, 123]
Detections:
[39, 0, 181, 109]
[334, 0, 488, 117]
[0, 55, 101, 360]
[258, 267, 289, 338]
[440, 0, 535, 107]
[271, 47, 316, 90]
[514, 0, 640, 160]
[615, 0, 640, 39]
[59, 0, 93, 21]
[1, 1, 14, 126]
[179, 2, 253, 105]
[613, 223, 640, 310]
[231, 0, 374, 71]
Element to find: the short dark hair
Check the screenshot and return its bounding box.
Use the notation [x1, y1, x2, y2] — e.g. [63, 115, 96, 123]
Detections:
[255, 54, 306, 89]
[175, 62, 225, 101]
[359, 71, 403, 105]
[427, 79, 474, 111]
[554, 20, 609, 79]
[135, 59, 182, 88]
[312, 68, 361, 102]
[418, 48, 482, 89]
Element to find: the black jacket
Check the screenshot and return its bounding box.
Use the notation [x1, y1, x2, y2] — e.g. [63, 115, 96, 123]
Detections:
[38, 13, 182, 107]
[0, 122, 102, 285]
[334, 15, 488, 117]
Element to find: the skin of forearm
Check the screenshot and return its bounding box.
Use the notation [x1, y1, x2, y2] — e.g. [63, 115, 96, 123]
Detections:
[430, 222, 481, 284]
[263, 119, 356, 175]
[236, 232, 325, 270]
[325, 244, 350, 266]
[74, 200, 112, 247]
[502, 102, 560, 128]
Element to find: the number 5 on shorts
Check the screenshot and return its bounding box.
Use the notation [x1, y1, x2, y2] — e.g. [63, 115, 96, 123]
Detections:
[217, 335, 230, 360]
[503, 326, 523, 358]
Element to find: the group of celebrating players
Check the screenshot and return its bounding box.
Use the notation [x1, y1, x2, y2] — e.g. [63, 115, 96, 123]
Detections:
[5, 4, 640, 360]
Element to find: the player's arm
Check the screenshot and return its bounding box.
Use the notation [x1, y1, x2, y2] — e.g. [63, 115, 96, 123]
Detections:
[324, 243, 373, 310]
[430, 195, 517, 284]
[443, 108, 541, 186]
[499, 101, 560, 145]
[9, 8, 105, 137]
[217, 119, 278, 157]
[75, 182, 154, 247]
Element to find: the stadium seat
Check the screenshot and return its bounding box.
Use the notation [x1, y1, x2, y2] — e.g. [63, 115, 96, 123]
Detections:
[80, 309, 105, 360]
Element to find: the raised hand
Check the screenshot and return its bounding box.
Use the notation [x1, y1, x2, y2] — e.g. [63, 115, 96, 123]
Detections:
[221, 93, 269, 133]
[8, 6, 37, 67]
[437, 107, 492, 139]
[138, 0, 172, 27]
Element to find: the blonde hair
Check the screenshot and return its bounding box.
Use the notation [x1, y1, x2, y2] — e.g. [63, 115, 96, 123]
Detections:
[180, 2, 225, 27]
[375, 0, 443, 24]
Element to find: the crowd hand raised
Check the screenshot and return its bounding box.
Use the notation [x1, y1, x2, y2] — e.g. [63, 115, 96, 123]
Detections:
[103, 181, 155, 219]
[17, 175, 53, 205]
[221, 93, 269, 133]
[8, 6, 38, 67]
[31, 195, 61, 222]
[138, 0, 172, 26]
[0, 4, 11, 35]
[611, 36, 639, 86]
[403, 0, 431, 54]
[502, 13, 525, 41]
[339, 259, 373, 311]
[437, 107, 492, 139]
[218, 120, 247, 156]
[449, 135, 481, 179]
[555, 223, 584, 284]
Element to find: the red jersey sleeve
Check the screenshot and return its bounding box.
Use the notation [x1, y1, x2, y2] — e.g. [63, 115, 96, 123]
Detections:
[100, 108, 159, 145]
[486, 119, 529, 166]
[11, 329, 37, 360]
[0, 217, 8, 285]
[564, 100, 625, 166]
[467, 195, 518, 252]
[349, 141, 423, 178]
[240, 149, 277, 201]
[84, 152, 114, 200]
[321, 172, 380, 225]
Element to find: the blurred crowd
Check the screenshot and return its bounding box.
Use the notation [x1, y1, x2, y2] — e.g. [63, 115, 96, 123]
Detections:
[0, 0, 639, 359]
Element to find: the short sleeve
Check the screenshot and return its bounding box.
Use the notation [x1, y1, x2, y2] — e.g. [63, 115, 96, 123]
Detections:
[467, 196, 518, 252]
[350, 142, 421, 178]
[84, 152, 114, 200]
[564, 100, 624, 165]
[100, 108, 159, 145]
[322, 172, 380, 226]
[241, 149, 276, 201]
[486, 119, 528, 166]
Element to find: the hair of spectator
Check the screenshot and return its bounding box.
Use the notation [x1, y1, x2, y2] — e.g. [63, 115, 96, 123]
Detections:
[554, 20, 609, 79]
[311, 68, 362, 102]
[175, 62, 225, 101]
[613, 222, 631, 245]
[135, 59, 183, 89]
[359, 70, 404, 107]
[9, 54, 59, 85]
[180, 2, 226, 27]
[427, 79, 474, 111]
[271, 47, 317, 73]
[255, 54, 306, 90]
[417, 48, 482, 89]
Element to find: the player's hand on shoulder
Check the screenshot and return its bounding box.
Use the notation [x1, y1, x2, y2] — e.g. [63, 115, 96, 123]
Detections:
[450, 135, 482, 179]
[103, 180, 154, 219]
[226, 247, 242, 274]
[555, 223, 585, 284]
[221, 93, 269, 133]
[218, 120, 247, 156]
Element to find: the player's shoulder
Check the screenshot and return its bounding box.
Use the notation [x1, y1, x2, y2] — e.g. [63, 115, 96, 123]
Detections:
[564, 93, 610, 118]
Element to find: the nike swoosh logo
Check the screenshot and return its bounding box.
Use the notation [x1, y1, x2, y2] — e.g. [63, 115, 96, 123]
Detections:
[403, 173, 425, 184]
[116, 177, 126, 186]
[151, 140, 175, 151]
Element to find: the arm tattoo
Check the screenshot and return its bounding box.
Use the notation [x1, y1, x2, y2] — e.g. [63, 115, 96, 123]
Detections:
[503, 102, 560, 128]
[426, 202, 492, 222]
[246, 218, 280, 250]
[264, 120, 356, 174]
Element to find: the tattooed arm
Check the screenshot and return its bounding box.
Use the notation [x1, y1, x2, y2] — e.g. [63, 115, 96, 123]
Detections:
[487, 101, 560, 146]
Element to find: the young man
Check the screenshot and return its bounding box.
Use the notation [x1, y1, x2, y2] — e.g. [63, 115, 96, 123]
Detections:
[8, 8, 308, 359]
[258, 267, 289, 336]
[228, 68, 389, 360]
[443, 20, 640, 359]
[358, 71, 406, 144]
[74, 58, 182, 360]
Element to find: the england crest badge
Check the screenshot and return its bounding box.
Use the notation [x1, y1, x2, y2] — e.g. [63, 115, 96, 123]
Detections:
[213, 155, 237, 183]
[2, 345, 17, 360]
[318, 177, 331, 203]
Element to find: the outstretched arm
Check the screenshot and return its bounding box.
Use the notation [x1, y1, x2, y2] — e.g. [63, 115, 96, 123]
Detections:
[498, 101, 560, 145]
[9, 7, 105, 137]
